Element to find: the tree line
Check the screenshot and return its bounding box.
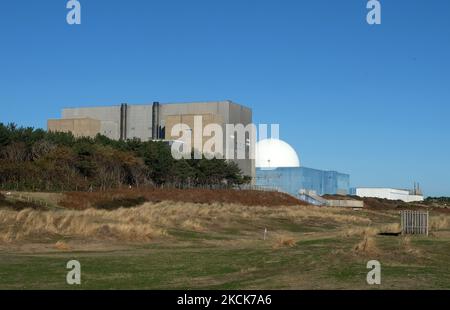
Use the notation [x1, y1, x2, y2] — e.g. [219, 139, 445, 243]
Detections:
[0, 123, 251, 192]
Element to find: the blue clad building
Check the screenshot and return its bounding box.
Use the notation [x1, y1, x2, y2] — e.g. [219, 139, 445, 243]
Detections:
[256, 167, 350, 197]
[255, 139, 350, 197]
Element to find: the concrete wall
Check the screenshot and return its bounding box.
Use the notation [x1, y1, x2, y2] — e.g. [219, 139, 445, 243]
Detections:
[165, 113, 223, 148]
[126, 105, 153, 141]
[48, 118, 101, 138]
[160, 101, 231, 123]
[161, 101, 231, 151]
[52, 101, 255, 179]
[353, 188, 424, 203]
[227, 102, 255, 181]
[161, 101, 254, 179]
[62, 106, 121, 140]
[61, 101, 247, 142]
[326, 200, 364, 208]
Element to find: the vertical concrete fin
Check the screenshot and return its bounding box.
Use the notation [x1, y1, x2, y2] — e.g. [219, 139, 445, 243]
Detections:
[119, 103, 128, 140]
[152, 102, 160, 139]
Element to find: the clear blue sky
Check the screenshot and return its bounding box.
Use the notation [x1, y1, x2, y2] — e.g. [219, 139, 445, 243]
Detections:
[0, 0, 449, 196]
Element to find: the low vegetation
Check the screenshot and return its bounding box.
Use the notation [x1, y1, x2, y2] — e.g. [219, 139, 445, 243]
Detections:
[57, 188, 306, 210]
[0, 192, 42, 210]
[2, 200, 353, 243]
[425, 197, 450, 208]
[0, 123, 250, 192]
[0, 198, 449, 289]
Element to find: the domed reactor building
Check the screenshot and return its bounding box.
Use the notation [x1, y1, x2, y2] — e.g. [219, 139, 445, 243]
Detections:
[255, 139, 350, 197]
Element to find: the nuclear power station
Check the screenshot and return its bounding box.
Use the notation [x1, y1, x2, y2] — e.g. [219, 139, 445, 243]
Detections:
[48, 100, 424, 202]
[48, 100, 255, 179]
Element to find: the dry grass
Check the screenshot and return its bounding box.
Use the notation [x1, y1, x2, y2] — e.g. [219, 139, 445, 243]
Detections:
[265, 206, 372, 225]
[399, 236, 421, 255]
[60, 188, 306, 210]
[0, 206, 167, 243]
[430, 216, 450, 230]
[180, 219, 205, 232]
[272, 236, 297, 249]
[353, 235, 378, 254]
[16, 192, 63, 206]
[342, 223, 401, 238]
[0, 200, 408, 245]
[54, 240, 71, 251]
[347, 223, 403, 255]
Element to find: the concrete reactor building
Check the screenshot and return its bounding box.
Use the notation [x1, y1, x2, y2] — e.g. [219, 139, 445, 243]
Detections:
[48, 100, 254, 179]
[255, 139, 350, 197]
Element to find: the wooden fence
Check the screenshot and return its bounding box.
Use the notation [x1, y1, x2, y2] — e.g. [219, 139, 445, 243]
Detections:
[401, 210, 429, 236]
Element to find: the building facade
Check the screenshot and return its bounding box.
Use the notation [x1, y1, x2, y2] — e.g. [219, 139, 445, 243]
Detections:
[48, 100, 255, 179]
[350, 188, 424, 203]
[256, 167, 350, 197]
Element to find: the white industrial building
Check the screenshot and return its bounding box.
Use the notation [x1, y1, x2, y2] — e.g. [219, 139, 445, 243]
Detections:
[351, 187, 424, 203]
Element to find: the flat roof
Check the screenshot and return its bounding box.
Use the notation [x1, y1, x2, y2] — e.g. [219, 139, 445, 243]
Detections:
[62, 100, 251, 111]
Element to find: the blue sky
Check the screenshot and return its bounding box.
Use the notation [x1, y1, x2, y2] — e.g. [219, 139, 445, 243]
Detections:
[0, 0, 449, 196]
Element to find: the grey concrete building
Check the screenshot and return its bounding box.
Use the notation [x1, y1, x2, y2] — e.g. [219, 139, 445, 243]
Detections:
[48, 100, 255, 179]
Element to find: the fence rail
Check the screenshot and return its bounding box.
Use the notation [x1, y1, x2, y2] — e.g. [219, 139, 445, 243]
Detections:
[401, 210, 429, 236]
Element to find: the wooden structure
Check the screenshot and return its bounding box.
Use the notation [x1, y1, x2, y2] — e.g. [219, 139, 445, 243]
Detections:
[401, 210, 429, 236]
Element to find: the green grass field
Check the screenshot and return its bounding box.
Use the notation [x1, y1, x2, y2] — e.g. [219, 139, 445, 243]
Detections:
[0, 200, 449, 290]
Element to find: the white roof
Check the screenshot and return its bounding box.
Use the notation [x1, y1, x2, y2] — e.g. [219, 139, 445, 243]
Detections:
[256, 139, 300, 169]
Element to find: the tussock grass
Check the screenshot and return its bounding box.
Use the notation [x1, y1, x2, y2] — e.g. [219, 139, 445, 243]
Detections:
[342, 223, 400, 238]
[399, 236, 422, 255]
[0, 207, 167, 243]
[272, 236, 297, 249]
[265, 206, 372, 225]
[3, 201, 436, 245]
[430, 216, 450, 230]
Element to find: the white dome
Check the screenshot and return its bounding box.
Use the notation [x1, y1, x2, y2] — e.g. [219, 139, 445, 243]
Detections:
[256, 139, 300, 169]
